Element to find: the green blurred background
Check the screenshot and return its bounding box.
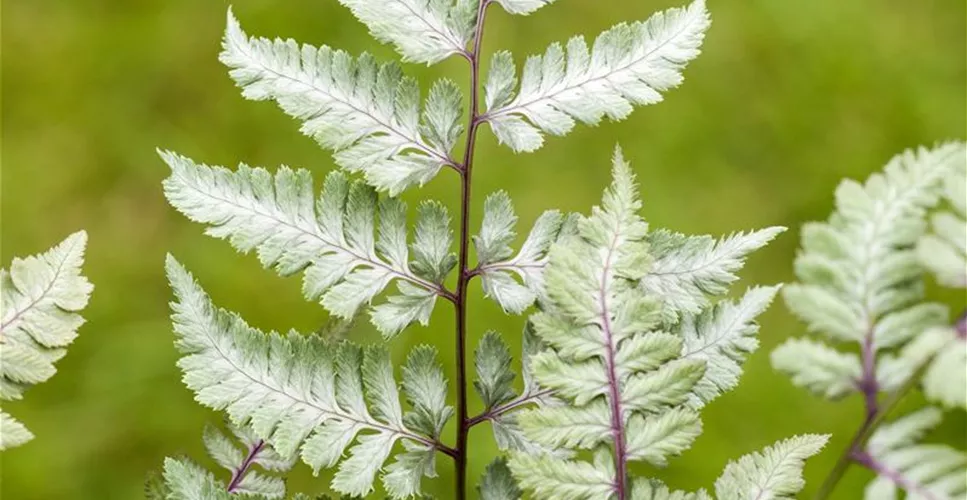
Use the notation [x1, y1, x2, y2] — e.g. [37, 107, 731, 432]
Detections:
[2, 0, 965, 498]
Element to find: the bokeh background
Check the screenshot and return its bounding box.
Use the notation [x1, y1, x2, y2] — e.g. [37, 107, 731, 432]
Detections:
[2, 0, 965, 498]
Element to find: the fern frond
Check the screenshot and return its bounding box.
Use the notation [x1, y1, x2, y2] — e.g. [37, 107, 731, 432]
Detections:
[0, 231, 92, 450]
[771, 338, 862, 399]
[478, 458, 523, 500]
[678, 285, 780, 407]
[159, 422, 294, 499]
[483, 0, 709, 152]
[508, 448, 617, 499]
[910, 323, 967, 410]
[714, 434, 829, 500]
[0, 411, 33, 450]
[473, 327, 560, 457]
[220, 10, 461, 193]
[641, 228, 784, 320]
[166, 257, 450, 498]
[163, 458, 232, 500]
[493, 0, 558, 15]
[629, 479, 711, 500]
[336, 0, 475, 64]
[474, 191, 566, 313]
[918, 159, 967, 288]
[162, 152, 455, 338]
[510, 148, 706, 497]
[208, 423, 294, 497]
[862, 408, 966, 499]
[776, 143, 965, 399]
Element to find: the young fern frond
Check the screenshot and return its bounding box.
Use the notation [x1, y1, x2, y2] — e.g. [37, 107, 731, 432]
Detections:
[472, 328, 559, 457]
[0, 231, 93, 450]
[504, 149, 815, 499]
[473, 191, 568, 314]
[155, 423, 295, 499]
[512, 150, 705, 494]
[773, 142, 967, 500]
[482, 0, 710, 152]
[162, 152, 455, 338]
[773, 143, 966, 399]
[165, 257, 452, 498]
[221, 10, 463, 194]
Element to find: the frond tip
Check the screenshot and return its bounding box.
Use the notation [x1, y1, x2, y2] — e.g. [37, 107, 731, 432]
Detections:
[483, 0, 710, 152]
[165, 256, 450, 498]
[776, 142, 966, 401]
[0, 231, 93, 450]
[714, 434, 829, 500]
[511, 150, 707, 497]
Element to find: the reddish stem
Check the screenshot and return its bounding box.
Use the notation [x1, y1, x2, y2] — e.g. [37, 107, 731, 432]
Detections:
[851, 450, 939, 500]
[226, 440, 265, 493]
[452, 2, 492, 499]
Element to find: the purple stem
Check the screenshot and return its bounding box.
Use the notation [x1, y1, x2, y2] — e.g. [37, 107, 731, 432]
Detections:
[815, 311, 967, 499]
[851, 449, 939, 500]
[599, 234, 628, 499]
[226, 440, 265, 493]
[452, 2, 492, 499]
[466, 389, 554, 427]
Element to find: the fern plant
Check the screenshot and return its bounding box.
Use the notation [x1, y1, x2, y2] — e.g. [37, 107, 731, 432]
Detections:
[773, 143, 967, 499]
[0, 231, 93, 450]
[157, 1, 828, 498]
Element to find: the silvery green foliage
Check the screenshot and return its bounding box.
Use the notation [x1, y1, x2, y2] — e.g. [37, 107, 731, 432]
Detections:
[863, 408, 966, 499]
[642, 228, 784, 322]
[478, 458, 522, 500]
[162, 152, 454, 339]
[162, 458, 236, 500]
[166, 257, 452, 498]
[473, 327, 560, 457]
[919, 323, 966, 410]
[492, 0, 557, 15]
[628, 480, 711, 500]
[161, 1, 815, 498]
[917, 159, 966, 288]
[483, 0, 710, 152]
[914, 156, 967, 411]
[473, 191, 567, 314]
[714, 434, 829, 500]
[503, 150, 816, 499]
[773, 143, 967, 499]
[334, 0, 476, 64]
[773, 143, 966, 400]
[157, 424, 295, 499]
[221, 10, 462, 195]
[0, 231, 92, 450]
